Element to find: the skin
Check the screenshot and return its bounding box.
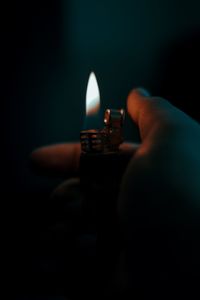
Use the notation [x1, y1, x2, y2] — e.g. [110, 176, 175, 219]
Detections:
[31, 88, 200, 296]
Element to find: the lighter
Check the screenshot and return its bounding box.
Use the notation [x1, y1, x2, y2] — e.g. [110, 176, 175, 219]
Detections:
[79, 72, 130, 296]
[80, 72, 127, 228]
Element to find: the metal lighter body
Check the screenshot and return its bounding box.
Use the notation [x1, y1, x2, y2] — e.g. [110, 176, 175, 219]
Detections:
[80, 109, 125, 229]
[79, 109, 130, 296]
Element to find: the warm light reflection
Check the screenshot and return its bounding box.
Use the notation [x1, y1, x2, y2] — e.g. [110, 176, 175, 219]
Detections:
[86, 72, 100, 116]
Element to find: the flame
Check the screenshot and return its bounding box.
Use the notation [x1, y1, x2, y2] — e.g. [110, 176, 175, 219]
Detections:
[86, 72, 100, 116]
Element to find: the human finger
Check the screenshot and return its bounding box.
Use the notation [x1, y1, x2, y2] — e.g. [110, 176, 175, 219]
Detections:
[30, 142, 139, 177]
[127, 88, 195, 143]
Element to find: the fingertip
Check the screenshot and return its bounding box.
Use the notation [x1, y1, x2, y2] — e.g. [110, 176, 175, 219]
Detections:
[29, 143, 81, 176]
[29, 146, 55, 175]
[132, 87, 151, 97]
[30, 147, 42, 166]
[127, 87, 151, 123]
[127, 88, 151, 107]
[30, 146, 51, 166]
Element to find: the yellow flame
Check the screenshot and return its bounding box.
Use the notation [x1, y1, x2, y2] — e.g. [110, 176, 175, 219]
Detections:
[86, 72, 100, 116]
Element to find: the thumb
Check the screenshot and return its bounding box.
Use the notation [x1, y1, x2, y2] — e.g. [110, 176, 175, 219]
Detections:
[127, 88, 188, 141]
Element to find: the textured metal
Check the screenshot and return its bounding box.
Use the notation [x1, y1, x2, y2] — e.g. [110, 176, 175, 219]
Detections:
[80, 108, 125, 153]
[104, 109, 125, 128]
[103, 109, 125, 152]
[80, 130, 104, 153]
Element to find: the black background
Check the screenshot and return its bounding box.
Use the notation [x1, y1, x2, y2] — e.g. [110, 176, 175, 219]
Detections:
[2, 0, 200, 298]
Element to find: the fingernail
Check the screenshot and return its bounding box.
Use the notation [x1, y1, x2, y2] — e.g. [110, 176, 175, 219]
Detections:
[134, 87, 151, 97]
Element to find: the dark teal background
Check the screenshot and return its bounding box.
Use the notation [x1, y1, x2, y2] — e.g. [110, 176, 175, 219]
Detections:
[2, 1, 200, 296]
[3, 0, 200, 193]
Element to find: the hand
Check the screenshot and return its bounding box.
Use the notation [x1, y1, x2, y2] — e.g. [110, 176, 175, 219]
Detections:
[30, 141, 137, 298]
[31, 88, 200, 296]
[118, 88, 200, 296]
